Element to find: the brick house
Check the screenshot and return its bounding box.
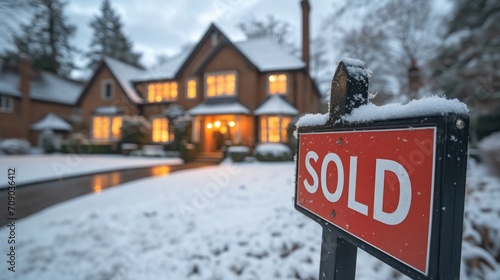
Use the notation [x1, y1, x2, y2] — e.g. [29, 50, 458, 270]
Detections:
[0, 57, 82, 147]
[79, 0, 321, 154]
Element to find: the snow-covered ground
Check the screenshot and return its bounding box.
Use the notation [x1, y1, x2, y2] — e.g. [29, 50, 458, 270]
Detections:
[1, 160, 498, 279]
[0, 154, 182, 188]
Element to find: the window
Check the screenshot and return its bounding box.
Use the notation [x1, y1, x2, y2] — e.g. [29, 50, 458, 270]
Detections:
[186, 78, 197, 99]
[152, 118, 170, 143]
[92, 116, 122, 141]
[148, 82, 178, 102]
[102, 80, 114, 100]
[0, 96, 13, 113]
[268, 74, 287, 95]
[260, 116, 291, 143]
[205, 72, 236, 97]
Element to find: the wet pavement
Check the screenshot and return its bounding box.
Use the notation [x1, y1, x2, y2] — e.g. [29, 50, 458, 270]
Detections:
[0, 162, 212, 225]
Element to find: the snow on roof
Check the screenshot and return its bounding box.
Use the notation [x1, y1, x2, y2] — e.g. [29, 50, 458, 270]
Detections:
[93, 106, 122, 115]
[30, 113, 72, 131]
[0, 72, 22, 97]
[30, 71, 82, 104]
[342, 96, 469, 123]
[103, 57, 146, 103]
[235, 38, 305, 72]
[189, 101, 250, 115]
[254, 96, 299, 116]
[133, 50, 191, 82]
[0, 70, 81, 104]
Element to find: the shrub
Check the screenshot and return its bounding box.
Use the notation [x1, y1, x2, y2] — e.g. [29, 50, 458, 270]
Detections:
[254, 143, 292, 162]
[40, 129, 56, 154]
[227, 146, 250, 162]
[478, 132, 500, 176]
[120, 115, 150, 145]
[0, 138, 31, 154]
[180, 142, 199, 162]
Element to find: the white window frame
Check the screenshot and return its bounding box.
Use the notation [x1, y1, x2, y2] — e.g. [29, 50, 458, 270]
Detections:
[266, 73, 288, 96]
[259, 115, 291, 143]
[91, 115, 122, 142]
[185, 77, 198, 100]
[0, 96, 13, 113]
[101, 79, 114, 100]
[204, 70, 238, 98]
[151, 116, 172, 143]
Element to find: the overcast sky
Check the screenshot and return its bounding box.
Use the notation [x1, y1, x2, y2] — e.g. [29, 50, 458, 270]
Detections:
[64, 0, 334, 78]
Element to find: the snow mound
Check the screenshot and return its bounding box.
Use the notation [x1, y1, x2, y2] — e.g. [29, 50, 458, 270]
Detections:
[295, 113, 329, 128]
[343, 96, 468, 123]
[341, 57, 365, 67]
[227, 146, 250, 153]
[254, 143, 291, 157]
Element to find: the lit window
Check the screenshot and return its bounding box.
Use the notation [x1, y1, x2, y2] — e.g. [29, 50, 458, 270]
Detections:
[92, 116, 122, 141]
[0, 96, 13, 113]
[102, 80, 113, 100]
[268, 74, 287, 95]
[206, 72, 236, 97]
[260, 116, 291, 143]
[186, 79, 197, 99]
[148, 82, 178, 102]
[152, 118, 170, 143]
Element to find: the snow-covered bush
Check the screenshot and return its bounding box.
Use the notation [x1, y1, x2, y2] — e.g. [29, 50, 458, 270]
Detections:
[462, 159, 500, 279]
[254, 143, 292, 162]
[120, 115, 151, 145]
[478, 132, 500, 176]
[40, 129, 56, 153]
[0, 138, 31, 154]
[227, 146, 250, 162]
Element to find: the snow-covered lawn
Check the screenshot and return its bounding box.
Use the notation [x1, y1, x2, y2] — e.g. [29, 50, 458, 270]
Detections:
[1, 161, 499, 279]
[0, 154, 182, 188]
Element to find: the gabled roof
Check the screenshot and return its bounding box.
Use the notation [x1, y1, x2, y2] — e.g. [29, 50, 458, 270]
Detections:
[235, 38, 305, 72]
[132, 23, 306, 84]
[103, 57, 146, 103]
[133, 49, 191, 82]
[0, 69, 82, 105]
[254, 95, 299, 116]
[30, 113, 72, 131]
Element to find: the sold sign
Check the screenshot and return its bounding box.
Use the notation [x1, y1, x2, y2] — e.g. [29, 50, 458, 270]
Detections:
[297, 128, 436, 275]
[294, 60, 468, 280]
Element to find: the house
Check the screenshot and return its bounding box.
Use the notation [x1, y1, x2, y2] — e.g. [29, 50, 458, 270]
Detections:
[79, 0, 321, 154]
[0, 56, 82, 148]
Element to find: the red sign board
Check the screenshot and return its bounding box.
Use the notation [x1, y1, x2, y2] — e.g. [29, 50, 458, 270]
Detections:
[296, 127, 436, 275]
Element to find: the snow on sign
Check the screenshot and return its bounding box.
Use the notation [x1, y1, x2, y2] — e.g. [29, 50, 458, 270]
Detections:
[294, 59, 469, 280]
[297, 127, 435, 274]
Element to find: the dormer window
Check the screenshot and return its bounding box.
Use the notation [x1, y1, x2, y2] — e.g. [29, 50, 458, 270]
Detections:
[205, 71, 236, 98]
[101, 80, 114, 100]
[148, 82, 178, 102]
[268, 74, 287, 95]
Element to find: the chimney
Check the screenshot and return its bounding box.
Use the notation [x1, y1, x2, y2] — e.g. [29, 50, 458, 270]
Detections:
[301, 0, 310, 72]
[408, 58, 423, 97]
[19, 54, 32, 137]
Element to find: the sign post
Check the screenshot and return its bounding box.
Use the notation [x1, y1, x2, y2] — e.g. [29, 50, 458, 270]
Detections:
[294, 60, 469, 280]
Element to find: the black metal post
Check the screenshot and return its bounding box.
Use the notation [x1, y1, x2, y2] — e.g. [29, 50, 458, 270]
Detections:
[318, 60, 369, 280]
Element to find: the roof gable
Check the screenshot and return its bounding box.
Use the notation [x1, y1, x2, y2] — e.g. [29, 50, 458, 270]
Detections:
[235, 38, 305, 72]
[103, 57, 145, 103]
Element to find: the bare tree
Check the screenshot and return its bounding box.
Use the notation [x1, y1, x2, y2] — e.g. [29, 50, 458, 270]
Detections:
[325, 0, 442, 99]
[237, 15, 298, 55]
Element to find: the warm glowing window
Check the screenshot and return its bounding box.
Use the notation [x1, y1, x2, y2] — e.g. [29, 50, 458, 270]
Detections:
[148, 82, 178, 102]
[206, 72, 236, 97]
[93, 116, 122, 141]
[268, 74, 287, 95]
[152, 118, 170, 143]
[260, 116, 291, 143]
[186, 79, 197, 99]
